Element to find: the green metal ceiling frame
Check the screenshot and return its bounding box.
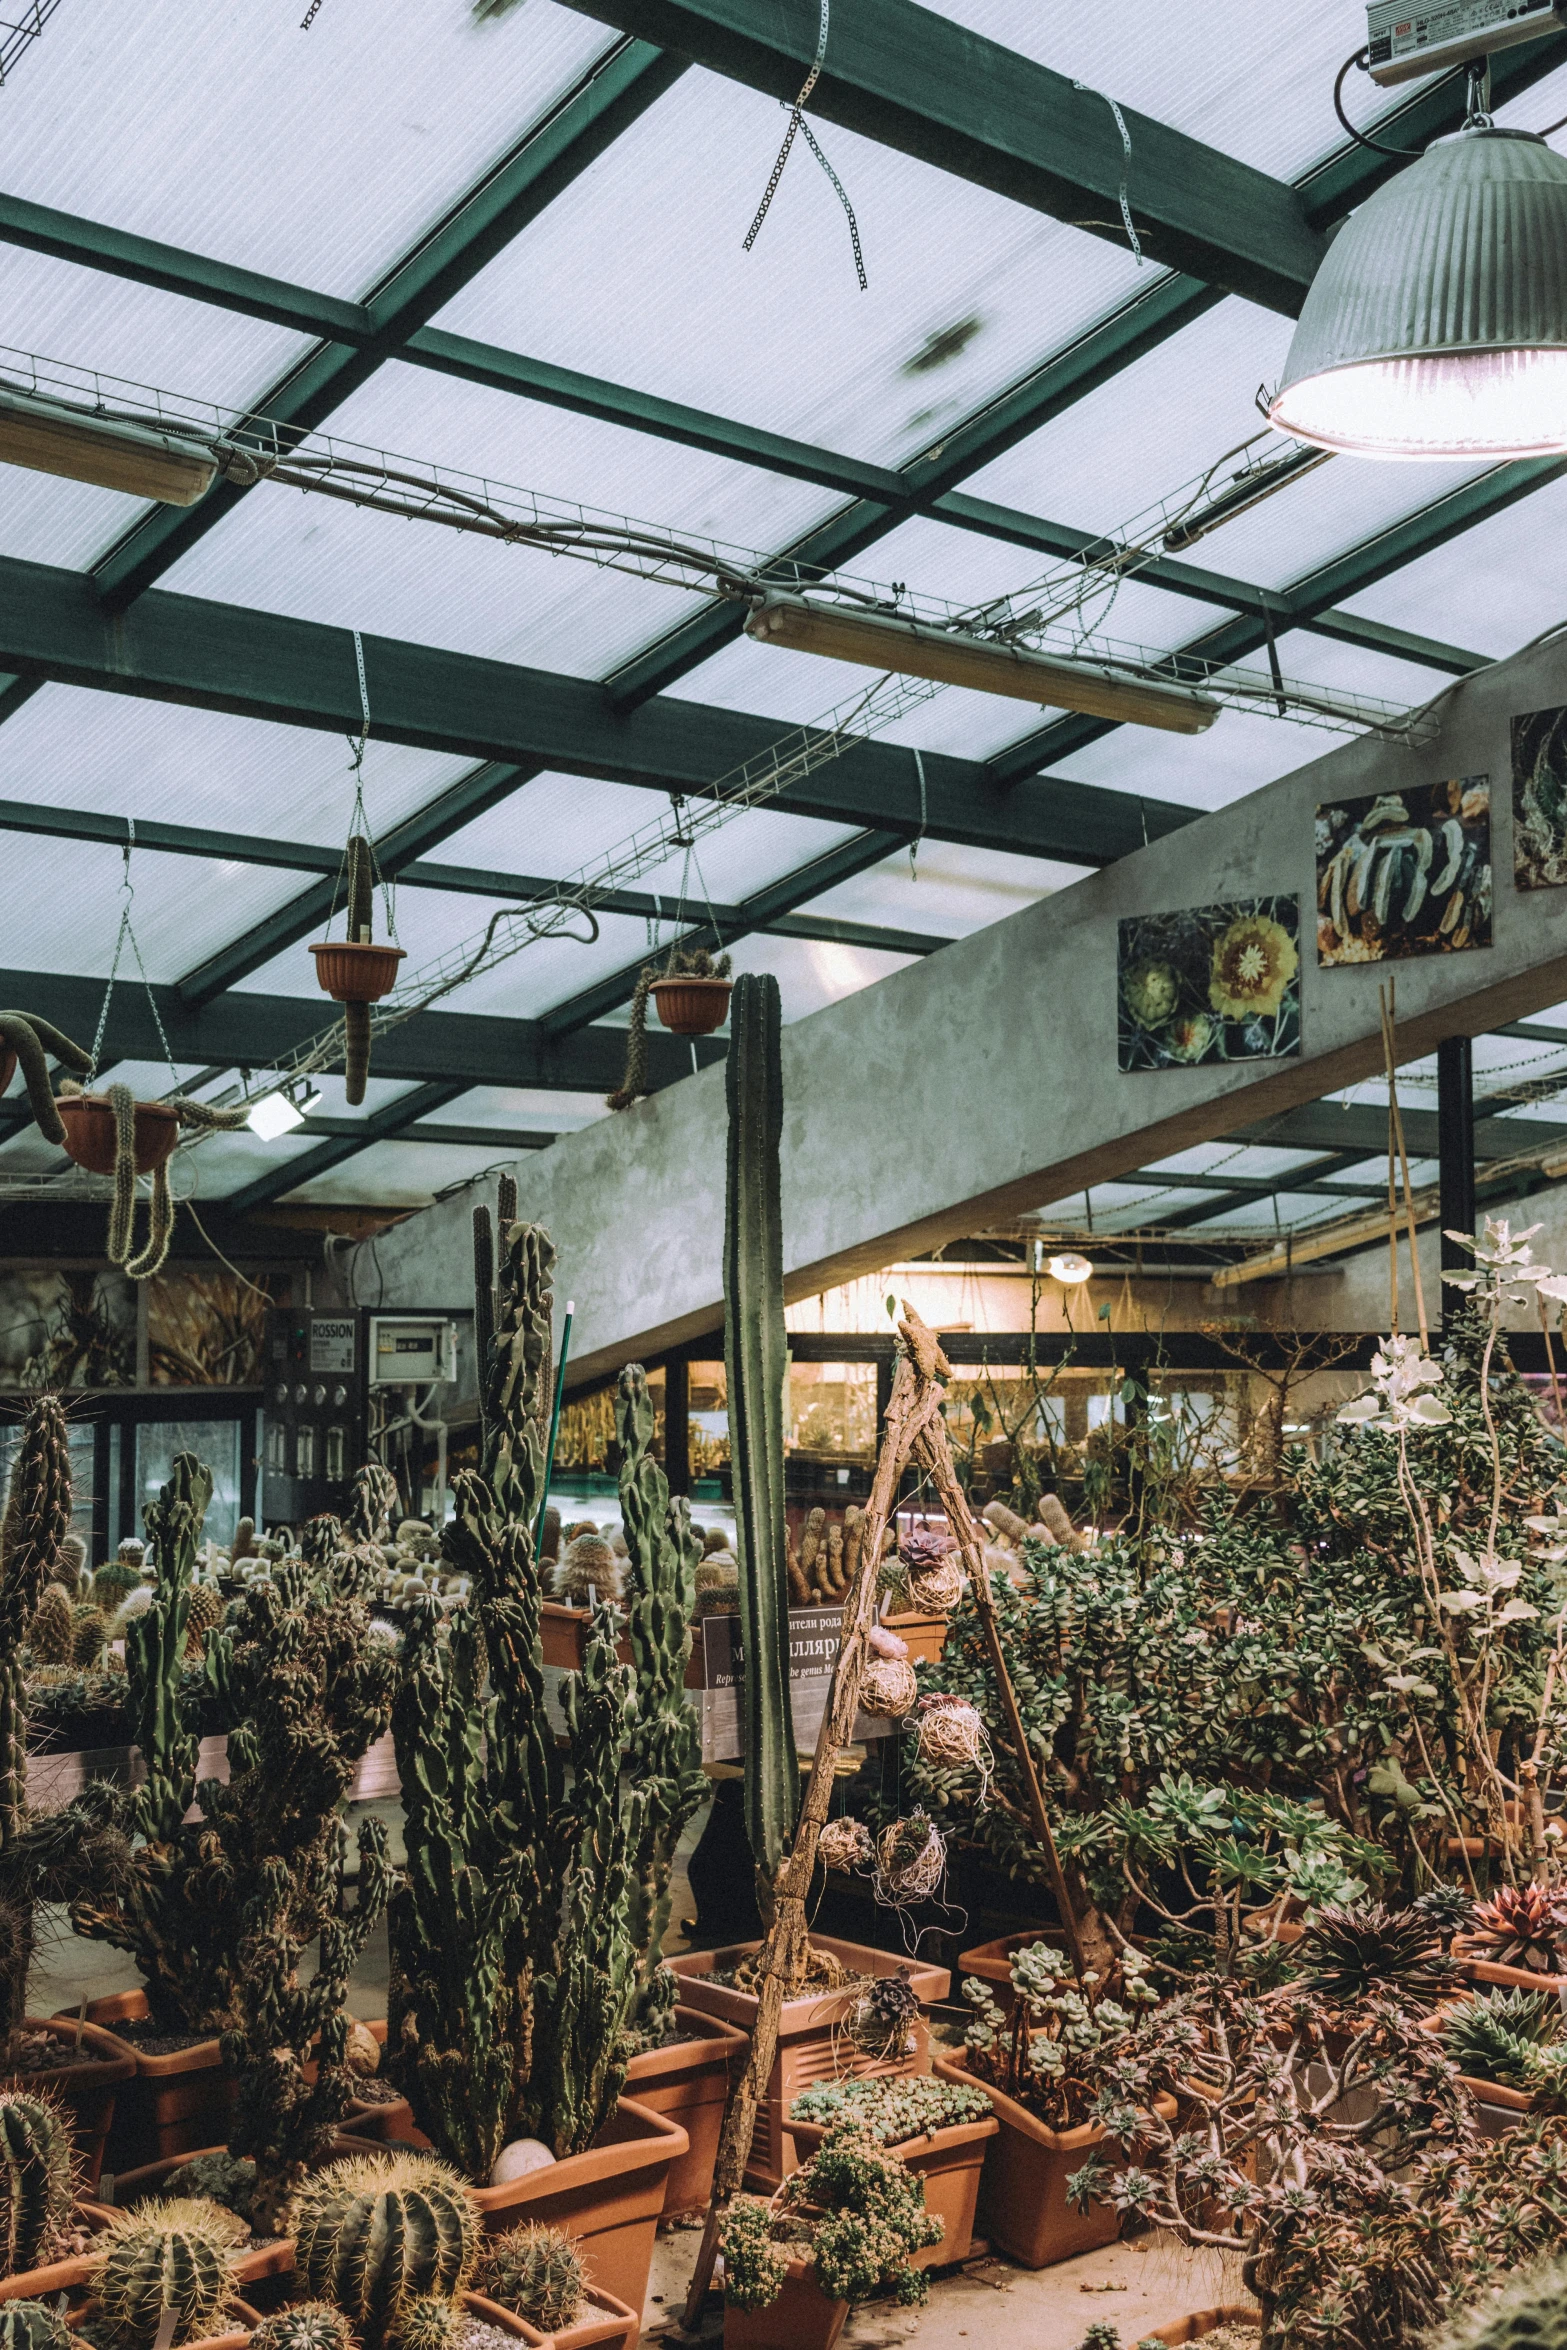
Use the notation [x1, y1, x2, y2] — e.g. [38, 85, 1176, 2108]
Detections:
[221, 1079, 475, 1215]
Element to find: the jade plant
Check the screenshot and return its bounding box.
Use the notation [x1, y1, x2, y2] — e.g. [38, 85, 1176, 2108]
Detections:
[721, 2123, 943, 2312]
[388, 1211, 665, 2174]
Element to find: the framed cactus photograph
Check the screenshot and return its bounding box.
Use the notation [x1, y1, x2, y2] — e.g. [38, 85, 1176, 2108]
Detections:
[1513, 703, 1567, 890]
[1117, 897, 1301, 1072]
[1316, 778, 1491, 963]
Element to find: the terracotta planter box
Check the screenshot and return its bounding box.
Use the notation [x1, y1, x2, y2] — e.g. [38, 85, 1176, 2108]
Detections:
[183, 2302, 265, 2350]
[297, 2015, 414, 2144]
[468, 2093, 688, 2320]
[724, 2258, 849, 2350]
[624, 2005, 747, 2219]
[7, 2017, 134, 2187]
[0, 2198, 115, 2306]
[1453, 1936, 1567, 1995]
[76, 1990, 230, 2170]
[934, 2050, 1175, 2269]
[786, 2110, 997, 2268]
[670, 1937, 949, 2192]
[879, 1611, 948, 1666]
[468, 2284, 638, 2350]
[539, 1604, 633, 1671]
[1147, 2307, 1259, 2347]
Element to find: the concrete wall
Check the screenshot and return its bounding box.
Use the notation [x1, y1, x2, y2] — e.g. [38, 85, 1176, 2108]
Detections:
[351, 631, 1567, 1384]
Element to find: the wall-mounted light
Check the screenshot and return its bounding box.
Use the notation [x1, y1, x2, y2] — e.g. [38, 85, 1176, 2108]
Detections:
[1270, 128, 1567, 459]
[1047, 1252, 1095, 1285]
[248, 1081, 324, 1140]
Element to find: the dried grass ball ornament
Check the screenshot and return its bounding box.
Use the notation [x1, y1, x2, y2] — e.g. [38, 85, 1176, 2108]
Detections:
[844, 1965, 921, 2060]
[817, 1816, 874, 1874]
[875, 1811, 948, 1907]
[913, 1694, 986, 1770]
[859, 1625, 917, 1719]
[900, 1525, 963, 1613]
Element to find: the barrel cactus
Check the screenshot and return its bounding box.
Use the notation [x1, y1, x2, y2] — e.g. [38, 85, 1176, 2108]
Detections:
[287, 2153, 477, 2347]
[480, 2222, 586, 2332]
[0, 2303, 72, 2350]
[89, 2197, 247, 2349]
[249, 2309, 355, 2350]
[390, 2299, 461, 2350]
[0, 2087, 76, 2276]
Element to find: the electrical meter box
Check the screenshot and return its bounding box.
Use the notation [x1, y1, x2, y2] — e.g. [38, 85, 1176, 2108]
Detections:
[1367, 0, 1566, 84]
[369, 1317, 459, 1386]
[261, 1308, 369, 1525]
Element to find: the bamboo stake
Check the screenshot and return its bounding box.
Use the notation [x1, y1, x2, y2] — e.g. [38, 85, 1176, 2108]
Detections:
[1380, 983, 1429, 1352]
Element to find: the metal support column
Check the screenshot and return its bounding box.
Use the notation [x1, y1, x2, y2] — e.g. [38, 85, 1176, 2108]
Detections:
[1438, 1034, 1476, 1325]
[663, 1357, 690, 1496]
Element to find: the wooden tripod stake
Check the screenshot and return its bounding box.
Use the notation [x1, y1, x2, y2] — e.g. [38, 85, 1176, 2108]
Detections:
[680, 1303, 1082, 2324]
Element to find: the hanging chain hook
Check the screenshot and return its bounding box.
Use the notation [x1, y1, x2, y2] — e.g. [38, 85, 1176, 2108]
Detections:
[88, 816, 182, 1090]
[743, 0, 868, 291]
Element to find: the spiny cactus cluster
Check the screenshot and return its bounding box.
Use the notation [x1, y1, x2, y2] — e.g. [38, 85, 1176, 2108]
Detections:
[0, 2302, 72, 2350]
[288, 2152, 477, 2349]
[249, 2306, 355, 2350]
[0, 2088, 76, 2277]
[479, 2221, 586, 2331]
[89, 2196, 246, 2350]
[1433, 2258, 1567, 2350]
[388, 1210, 658, 2173]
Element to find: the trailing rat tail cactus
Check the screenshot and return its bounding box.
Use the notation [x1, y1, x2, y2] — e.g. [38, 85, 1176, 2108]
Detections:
[345, 834, 374, 1107]
[0, 2090, 77, 2276]
[288, 2153, 477, 2348]
[723, 972, 795, 1881]
[89, 2197, 246, 2349]
[480, 2223, 586, 2332]
[616, 1363, 704, 2039]
[605, 946, 730, 1111]
[0, 1014, 92, 1148]
[0, 2304, 72, 2350]
[248, 2309, 355, 2350]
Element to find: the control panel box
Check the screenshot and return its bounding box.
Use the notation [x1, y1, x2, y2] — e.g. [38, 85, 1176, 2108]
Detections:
[369, 1317, 459, 1387]
[1366, 0, 1566, 84]
[261, 1308, 368, 1526]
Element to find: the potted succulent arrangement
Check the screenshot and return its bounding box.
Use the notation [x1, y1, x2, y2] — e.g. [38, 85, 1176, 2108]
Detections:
[719, 2121, 944, 2350]
[782, 2074, 996, 2268]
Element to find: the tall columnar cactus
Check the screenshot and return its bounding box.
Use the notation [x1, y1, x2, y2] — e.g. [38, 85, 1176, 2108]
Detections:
[388, 1214, 647, 2174]
[723, 971, 796, 1881]
[616, 1362, 704, 2039]
[89, 2198, 246, 2350]
[288, 2153, 477, 2348]
[0, 2090, 76, 2276]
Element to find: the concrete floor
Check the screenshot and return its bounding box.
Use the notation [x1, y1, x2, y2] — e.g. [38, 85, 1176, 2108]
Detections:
[34, 1798, 1241, 2344]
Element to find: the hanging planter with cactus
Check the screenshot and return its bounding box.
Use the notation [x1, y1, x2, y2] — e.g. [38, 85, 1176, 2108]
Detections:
[606, 947, 731, 1110]
[0, 1011, 94, 1142]
[309, 835, 405, 1106]
[55, 1083, 252, 1282]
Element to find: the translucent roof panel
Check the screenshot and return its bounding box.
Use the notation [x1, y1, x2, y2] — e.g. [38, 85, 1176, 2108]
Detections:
[1139, 1142, 1330, 1181]
[174, 1128, 323, 1203]
[415, 1086, 608, 1135]
[798, 840, 1085, 937]
[919, 1, 1432, 182]
[0, 836, 318, 988]
[434, 772, 858, 908]
[1048, 699, 1334, 814]
[1184, 1190, 1364, 1233]
[1028, 1182, 1227, 1230]
[165, 361, 835, 679]
[1327, 1155, 1441, 1189]
[282, 1139, 526, 1209]
[709, 933, 917, 1026]
[0, 685, 480, 845]
[433, 64, 1148, 469]
[1, 0, 621, 302]
[1338, 473, 1567, 664]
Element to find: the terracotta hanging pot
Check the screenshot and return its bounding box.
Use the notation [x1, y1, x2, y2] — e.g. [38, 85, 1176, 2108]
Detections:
[58, 1092, 179, 1175]
[651, 975, 732, 1036]
[309, 939, 406, 1003]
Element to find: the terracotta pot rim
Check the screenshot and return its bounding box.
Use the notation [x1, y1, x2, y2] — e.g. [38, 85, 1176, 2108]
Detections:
[625, 2004, 749, 2079]
[69, 1991, 222, 2079]
[933, 2046, 1177, 2147]
[669, 1935, 950, 2028]
[0, 2200, 117, 2302]
[787, 2112, 998, 2155]
[11, 2015, 136, 2087]
[1145, 2305, 1261, 2348]
[466, 2092, 689, 2210]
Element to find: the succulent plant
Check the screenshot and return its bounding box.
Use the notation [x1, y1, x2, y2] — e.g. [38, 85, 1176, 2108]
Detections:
[1469, 1883, 1567, 1974]
[721, 2124, 942, 2313]
[166, 2152, 257, 2228]
[71, 1600, 108, 1669]
[93, 1558, 143, 1610]
[89, 2197, 247, 2350]
[288, 2152, 477, 2348]
[789, 2072, 991, 2142]
[183, 1581, 224, 1656]
[0, 2303, 72, 2350]
[0, 2088, 76, 2277]
[1438, 1985, 1565, 2089]
[248, 2306, 356, 2350]
[1298, 1900, 1461, 2002]
[479, 2222, 586, 2332]
[389, 2298, 460, 2350]
[1412, 1881, 1477, 1946]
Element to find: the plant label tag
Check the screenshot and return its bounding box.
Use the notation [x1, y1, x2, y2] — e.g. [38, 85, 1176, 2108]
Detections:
[155, 2310, 178, 2350]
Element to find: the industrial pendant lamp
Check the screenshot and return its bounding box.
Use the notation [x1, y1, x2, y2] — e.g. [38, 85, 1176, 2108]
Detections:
[1270, 123, 1567, 459]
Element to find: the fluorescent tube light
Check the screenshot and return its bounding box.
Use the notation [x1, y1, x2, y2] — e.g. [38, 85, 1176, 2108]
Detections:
[0, 387, 220, 505]
[744, 594, 1221, 735]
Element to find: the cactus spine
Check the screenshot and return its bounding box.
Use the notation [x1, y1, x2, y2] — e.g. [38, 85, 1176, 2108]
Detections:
[24, 1584, 72, 1666]
[0, 2090, 76, 2276]
[89, 2197, 246, 2350]
[248, 2308, 355, 2350]
[288, 2153, 476, 2348]
[388, 1208, 645, 2172]
[0, 2303, 72, 2350]
[616, 1363, 704, 2038]
[480, 2222, 586, 2331]
[722, 972, 796, 1879]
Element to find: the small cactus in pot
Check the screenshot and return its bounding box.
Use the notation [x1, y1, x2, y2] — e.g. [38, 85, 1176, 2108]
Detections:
[479, 2221, 587, 2332]
[287, 2152, 477, 2349]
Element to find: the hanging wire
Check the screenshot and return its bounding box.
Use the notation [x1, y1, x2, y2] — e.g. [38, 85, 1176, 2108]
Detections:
[89, 820, 182, 1090]
[743, 0, 868, 291]
[331, 626, 398, 943]
[909, 747, 928, 882]
[1071, 80, 1142, 264]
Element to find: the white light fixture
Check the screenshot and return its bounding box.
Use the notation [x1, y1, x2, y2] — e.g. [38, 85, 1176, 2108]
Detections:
[1047, 1252, 1095, 1285]
[248, 1082, 323, 1140]
[1270, 127, 1567, 460]
[0, 386, 221, 504]
[744, 594, 1220, 734]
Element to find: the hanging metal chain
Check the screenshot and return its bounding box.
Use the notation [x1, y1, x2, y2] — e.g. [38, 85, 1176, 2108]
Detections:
[909, 746, 928, 882]
[1072, 79, 1143, 265]
[333, 626, 399, 942]
[744, 0, 868, 291]
[89, 821, 182, 1087]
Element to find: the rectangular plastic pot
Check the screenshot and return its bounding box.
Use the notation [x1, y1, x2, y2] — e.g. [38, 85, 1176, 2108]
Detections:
[670, 1937, 949, 2192]
[624, 2005, 747, 2219]
[75, 1989, 230, 2170]
[724, 2259, 849, 2350]
[468, 2093, 688, 2320]
[7, 2017, 134, 2188]
[934, 2050, 1175, 2270]
[1453, 1937, 1567, 1995]
[785, 2110, 997, 2268]
[878, 1612, 948, 1665]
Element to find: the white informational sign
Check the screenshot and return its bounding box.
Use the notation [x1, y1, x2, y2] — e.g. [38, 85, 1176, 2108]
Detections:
[699, 1607, 887, 1764]
[309, 1317, 358, 1374]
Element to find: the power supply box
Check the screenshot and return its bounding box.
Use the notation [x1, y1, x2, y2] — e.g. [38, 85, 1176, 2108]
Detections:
[1367, 0, 1567, 84]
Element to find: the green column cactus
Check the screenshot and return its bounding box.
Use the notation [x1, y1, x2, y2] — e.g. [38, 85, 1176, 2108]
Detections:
[616, 1362, 704, 2040]
[89, 2198, 247, 2350]
[0, 2090, 76, 2276]
[723, 971, 796, 1881]
[288, 2152, 477, 2348]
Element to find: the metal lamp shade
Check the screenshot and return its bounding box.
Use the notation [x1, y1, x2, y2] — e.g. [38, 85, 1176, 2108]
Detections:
[1271, 127, 1567, 459]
